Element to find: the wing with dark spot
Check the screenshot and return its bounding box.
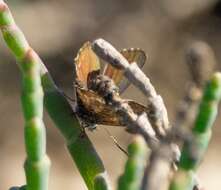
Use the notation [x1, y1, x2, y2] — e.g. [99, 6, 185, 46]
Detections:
[74, 41, 101, 87]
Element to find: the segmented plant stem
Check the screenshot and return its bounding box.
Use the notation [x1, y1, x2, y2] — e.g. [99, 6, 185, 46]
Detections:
[94, 173, 112, 190]
[118, 136, 148, 190]
[0, 1, 50, 190]
[41, 65, 111, 190]
[92, 39, 169, 138]
[0, 1, 110, 190]
[170, 72, 221, 190]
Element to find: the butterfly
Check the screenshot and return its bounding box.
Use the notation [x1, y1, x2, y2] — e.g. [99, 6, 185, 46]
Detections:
[74, 41, 149, 128]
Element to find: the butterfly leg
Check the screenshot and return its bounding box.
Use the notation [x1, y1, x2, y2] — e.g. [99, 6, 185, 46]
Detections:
[103, 128, 128, 156]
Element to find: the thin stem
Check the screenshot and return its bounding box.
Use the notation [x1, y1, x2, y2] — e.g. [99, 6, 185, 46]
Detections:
[94, 173, 112, 190]
[88, 74, 158, 148]
[0, 1, 111, 190]
[170, 72, 221, 190]
[0, 2, 50, 190]
[117, 135, 149, 190]
[92, 39, 169, 138]
[41, 62, 112, 190]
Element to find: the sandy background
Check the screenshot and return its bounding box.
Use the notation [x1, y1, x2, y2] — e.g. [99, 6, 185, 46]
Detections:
[0, 0, 221, 189]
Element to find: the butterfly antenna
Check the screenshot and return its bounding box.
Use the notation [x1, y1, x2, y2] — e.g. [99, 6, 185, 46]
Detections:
[103, 128, 128, 156]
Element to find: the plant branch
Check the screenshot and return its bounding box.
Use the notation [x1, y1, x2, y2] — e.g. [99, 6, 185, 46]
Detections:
[0, 2, 111, 190]
[92, 38, 169, 138]
[88, 73, 158, 148]
[0, 1, 50, 190]
[118, 135, 149, 190]
[170, 72, 221, 190]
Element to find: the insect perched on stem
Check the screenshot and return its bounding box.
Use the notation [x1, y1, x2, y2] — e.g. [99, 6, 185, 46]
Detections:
[74, 41, 149, 129]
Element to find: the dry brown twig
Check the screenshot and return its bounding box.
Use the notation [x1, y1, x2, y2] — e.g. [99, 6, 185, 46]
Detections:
[174, 41, 216, 132]
[88, 72, 158, 148]
[145, 41, 217, 190]
[90, 39, 216, 190]
[170, 41, 217, 190]
[92, 38, 169, 138]
[91, 39, 180, 190]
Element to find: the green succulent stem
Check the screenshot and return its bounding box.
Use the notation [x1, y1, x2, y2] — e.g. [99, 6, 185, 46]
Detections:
[94, 173, 112, 190]
[41, 56, 111, 190]
[0, 1, 110, 190]
[0, 1, 50, 189]
[170, 72, 221, 190]
[118, 135, 148, 190]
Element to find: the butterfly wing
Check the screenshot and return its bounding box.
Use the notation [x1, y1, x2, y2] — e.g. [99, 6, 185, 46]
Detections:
[74, 41, 102, 122]
[74, 41, 101, 87]
[127, 100, 149, 115]
[76, 87, 122, 126]
[74, 43, 148, 126]
[103, 48, 146, 94]
[77, 86, 149, 126]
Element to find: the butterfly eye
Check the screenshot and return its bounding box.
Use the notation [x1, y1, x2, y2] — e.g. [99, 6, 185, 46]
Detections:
[103, 48, 147, 94]
[74, 42, 101, 87]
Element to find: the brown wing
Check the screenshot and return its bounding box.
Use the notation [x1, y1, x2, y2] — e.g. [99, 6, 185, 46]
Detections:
[76, 87, 149, 126]
[74, 41, 101, 87]
[76, 87, 121, 126]
[128, 100, 149, 115]
[103, 48, 146, 94]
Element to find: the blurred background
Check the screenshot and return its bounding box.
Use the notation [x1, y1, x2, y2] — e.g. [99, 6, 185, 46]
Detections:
[0, 0, 221, 189]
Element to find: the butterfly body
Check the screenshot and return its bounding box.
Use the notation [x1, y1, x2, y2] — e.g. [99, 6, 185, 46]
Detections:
[74, 41, 148, 128]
